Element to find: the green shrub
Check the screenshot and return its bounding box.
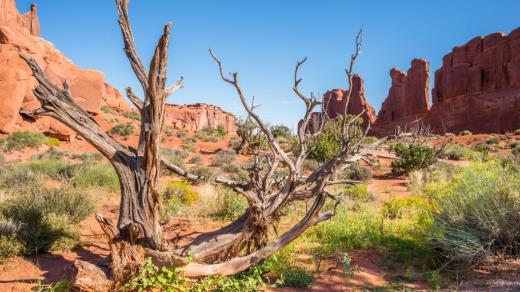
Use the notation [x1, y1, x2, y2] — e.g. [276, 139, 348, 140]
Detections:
[164, 127, 176, 137]
[458, 130, 472, 136]
[0, 235, 23, 259]
[426, 161, 520, 266]
[0, 165, 43, 191]
[72, 163, 119, 192]
[123, 111, 141, 121]
[123, 258, 185, 291]
[341, 162, 372, 181]
[161, 148, 189, 168]
[1, 188, 95, 253]
[24, 159, 73, 180]
[0, 131, 46, 152]
[182, 142, 197, 153]
[515, 129, 520, 135]
[211, 187, 247, 220]
[277, 267, 314, 288]
[390, 143, 437, 174]
[439, 143, 479, 161]
[161, 181, 198, 220]
[190, 167, 213, 183]
[46, 137, 62, 147]
[271, 124, 292, 139]
[216, 124, 228, 137]
[486, 136, 499, 145]
[382, 196, 431, 220]
[110, 123, 134, 136]
[189, 156, 203, 165]
[307, 116, 364, 162]
[212, 150, 236, 166]
[344, 184, 371, 202]
[100, 105, 117, 115]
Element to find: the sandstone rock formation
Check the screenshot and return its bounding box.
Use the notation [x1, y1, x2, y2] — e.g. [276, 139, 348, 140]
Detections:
[427, 28, 520, 134]
[377, 59, 430, 123]
[372, 28, 520, 136]
[0, 0, 237, 140]
[322, 74, 377, 126]
[164, 103, 237, 133]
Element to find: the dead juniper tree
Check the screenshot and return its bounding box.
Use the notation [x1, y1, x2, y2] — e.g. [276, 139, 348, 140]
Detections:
[20, 0, 398, 285]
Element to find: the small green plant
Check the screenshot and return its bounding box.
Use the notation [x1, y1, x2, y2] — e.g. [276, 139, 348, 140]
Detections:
[270, 124, 292, 139]
[0, 235, 23, 259]
[390, 143, 437, 174]
[189, 156, 203, 165]
[182, 142, 197, 153]
[190, 167, 213, 183]
[458, 130, 472, 136]
[72, 163, 120, 192]
[161, 181, 198, 219]
[161, 148, 189, 168]
[345, 184, 371, 202]
[439, 143, 479, 161]
[46, 137, 62, 147]
[123, 258, 185, 291]
[123, 111, 141, 120]
[100, 105, 117, 115]
[426, 271, 442, 290]
[110, 123, 134, 136]
[212, 150, 236, 166]
[216, 124, 228, 137]
[211, 187, 247, 220]
[342, 162, 372, 181]
[515, 129, 520, 135]
[0, 131, 46, 152]
[276, 267, 314, 289]
[486, 136, 499, 145]
[34, 279, 72, 292]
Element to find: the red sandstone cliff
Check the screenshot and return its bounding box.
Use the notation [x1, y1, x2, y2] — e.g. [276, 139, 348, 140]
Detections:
[0, 1, 236, 139]
[322, 75, 377, 126]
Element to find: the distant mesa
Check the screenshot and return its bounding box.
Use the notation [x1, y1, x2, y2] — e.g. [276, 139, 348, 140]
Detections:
[0, 0, 236, 140]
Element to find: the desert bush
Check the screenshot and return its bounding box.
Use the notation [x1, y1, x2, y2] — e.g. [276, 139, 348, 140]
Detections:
[46, 137, 62, 147]
[382, 196, 431, 220]
[190, 167, 213, 183]
[211, 187, 247, 220]
[425, 161, 520, 266]
[439, 143, 479, 161]
[390, 143, 437, 174]
[271, 124, 292, 139]
[515, 129, 520, 135]
[216, 124, 228, 137]
[486, 136, 499, 145]
[341, 162, 372, 181]
[344, 184, 371, 202]
[0, 164, 43, 192]
[276, 266, 314, 288]
[182, 142, 197, 153]
[0, 235, 23, 259]
[123, 258, 185, 291]
[458, 130, 472, 136]
[161, 148, 189, 168]
[0, 131, 46, 152]
[195, 126, 226, 142]
[72, 163, 120, 192]
[362, 136, 378, 145]
[161, 181, 198, 220]
[212, 150, 236, 166]
[189, 156, 203, 165]
[306, 116, 363, 162]
[301, 159, 320, 172]
[123, 111, 141, 120]
[100, 105, 117, 115]
[24, 159, 73, 180]
[110, 123, 134, 136]
[1, 187, 95, 253]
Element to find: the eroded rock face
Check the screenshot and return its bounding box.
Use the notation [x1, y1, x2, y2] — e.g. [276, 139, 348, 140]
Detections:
[427, 28, 520, 133]
[0, 1, 237, 139]
[164, 103, 237, 133]
[373, 28, 520, 136]
[322, 75, 377, 126]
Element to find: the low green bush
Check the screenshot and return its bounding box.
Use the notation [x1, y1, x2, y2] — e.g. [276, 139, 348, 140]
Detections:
[515, 129, 520, 135]
[425, 161, 520, 266]
[211, 187, 247, 220]
[161, 181, 198, 220]
[123, 111, 141, 121]
[189, 156, 203, 165]
[486, 136, 499, 145]
[190, 167, 213, 183]
[276, 267, 314, 288]
[110, 123, 134, 136]
[0, 235, 23, 259]
[212, 150, 236, 166]
[161, 148, 189, 168]
[342, 162, 372, 181]
[46, 137, 62, 147]
[344, 185, 371, 202]
[439, 143, 479, 161]
[0, 131, 46, 152]
[390, 143, 437, 174]
[72, 163, 119, 192]
[271, 124, 292, 139]
[216, 124, 228, 137]
[100, 105, 117, 115]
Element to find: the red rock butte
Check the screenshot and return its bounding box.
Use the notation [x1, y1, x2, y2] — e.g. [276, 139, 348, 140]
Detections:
[315, 28, 520, 136]
[0, 0, 236, 140]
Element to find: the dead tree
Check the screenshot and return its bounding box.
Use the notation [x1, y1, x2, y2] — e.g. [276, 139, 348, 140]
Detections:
[20, 0, 399, 286]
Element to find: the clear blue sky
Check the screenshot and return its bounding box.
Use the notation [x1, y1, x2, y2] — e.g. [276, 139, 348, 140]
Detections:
[16, 0, 520, 129]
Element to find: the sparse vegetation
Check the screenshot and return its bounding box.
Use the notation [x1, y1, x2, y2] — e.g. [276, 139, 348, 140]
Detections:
[458, 130, 472, 136]
[101, 105, 118, 115]
[161, 181, 198, 220]
[0, 131, 46, 152]
[439, 143, 479, 161]
[123, 111, 141, 120]
[110, 122, 134, 137]
[390, 143, 437, 174]
[515, 129, 520, 135]
[210, 187, 247, 220]
[212, 150, 236, 166]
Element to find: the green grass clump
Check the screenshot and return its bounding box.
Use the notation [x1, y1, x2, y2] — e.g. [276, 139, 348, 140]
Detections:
[110, 123, 134, 136]
[123, 111, 141, 121]
[190, 167, 213, 183]
[341, 162, 372, 181]
[425, 161, 520, 266]
[390, 143, 437, 174]
[344, 184, 371, 202]
[101, 105, 118, 115]
[161, 148, 189, 169]
[212, 150, 236, 166]
[0, 131, 46, 152]
[71, 163, 119, 192]
[0, 235, 23, 259]
[161, 181, 198, 220]
[46, 137, 62, 147]
[439, 143, 480, 161]
[211, 187, 247, 220]
[515, 129, 520, 135]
